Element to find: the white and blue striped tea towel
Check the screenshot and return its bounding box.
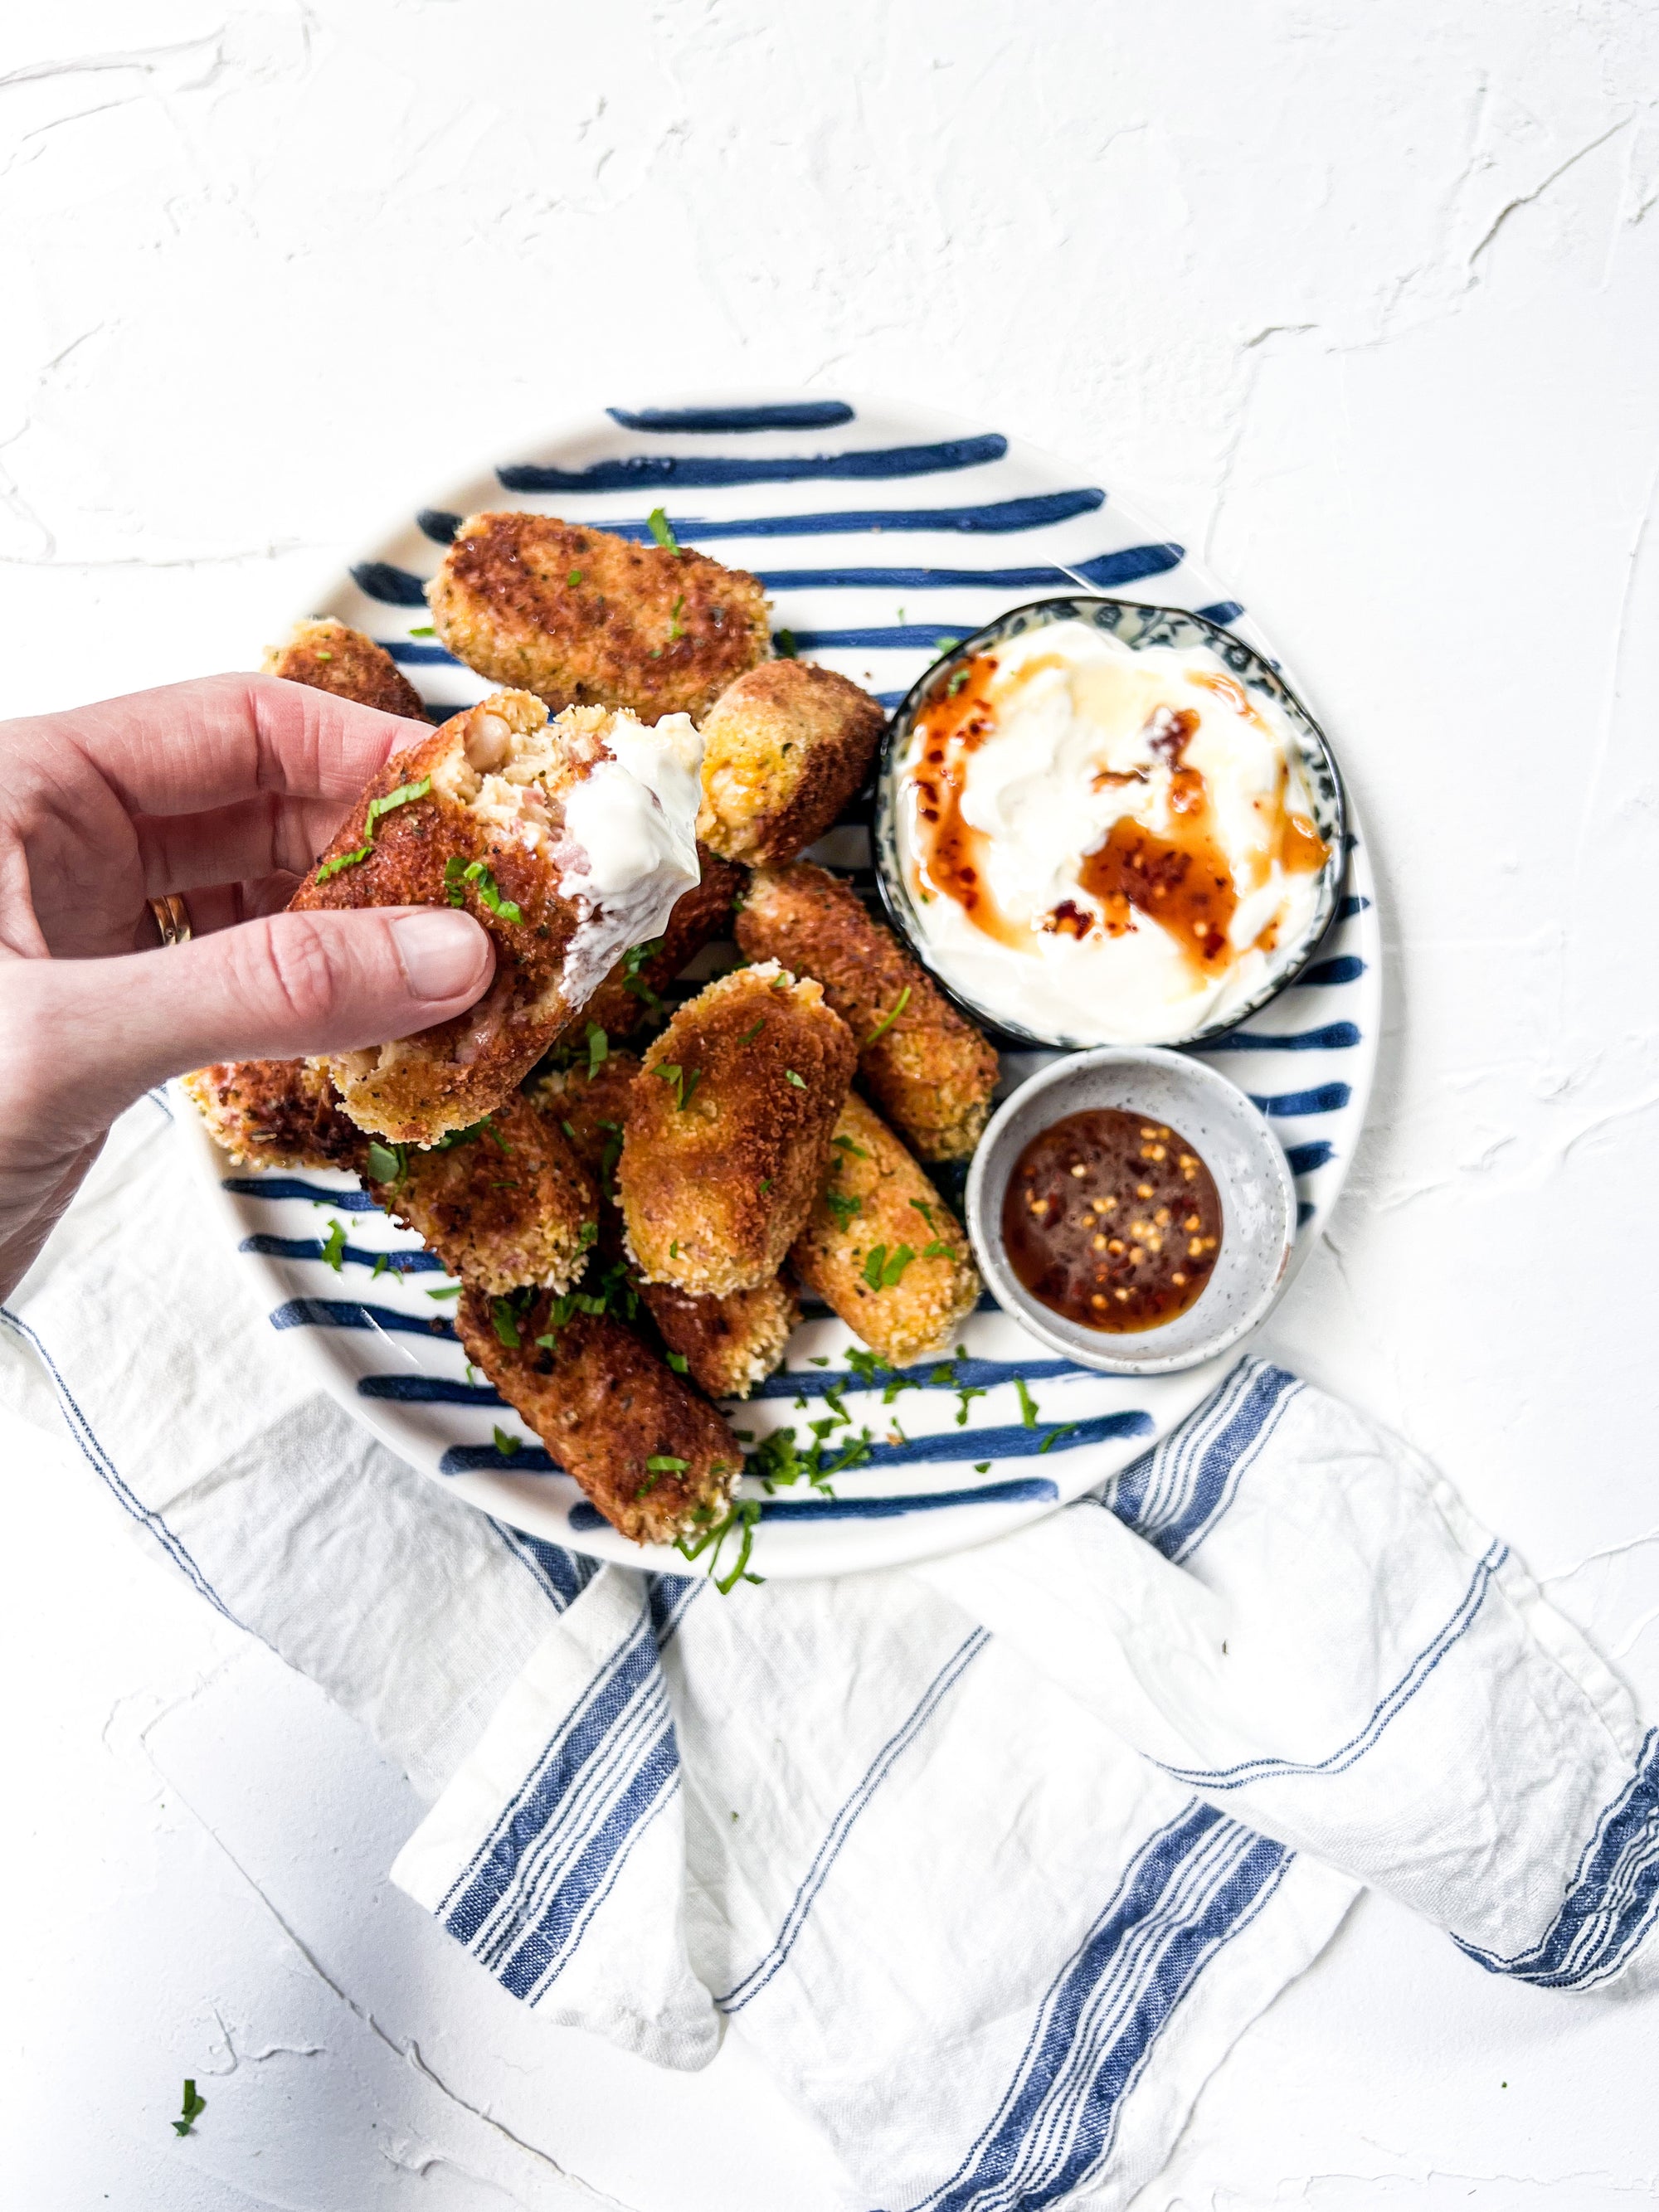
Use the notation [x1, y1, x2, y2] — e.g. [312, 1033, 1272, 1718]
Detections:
[5, 1096, 1657, 2211]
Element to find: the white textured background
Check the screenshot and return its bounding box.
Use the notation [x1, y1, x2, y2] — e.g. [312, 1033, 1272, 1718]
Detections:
[5, 2, 1659, 2205]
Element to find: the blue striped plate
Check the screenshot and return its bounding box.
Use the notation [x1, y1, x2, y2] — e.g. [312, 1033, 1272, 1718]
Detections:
[178, 392, 1379, 1579]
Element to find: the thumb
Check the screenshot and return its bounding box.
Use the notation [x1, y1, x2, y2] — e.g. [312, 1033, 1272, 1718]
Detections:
[27, 907, 494, 1131]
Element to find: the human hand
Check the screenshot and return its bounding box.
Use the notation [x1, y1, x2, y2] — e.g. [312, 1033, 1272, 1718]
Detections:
[0, 673, 494, 1299]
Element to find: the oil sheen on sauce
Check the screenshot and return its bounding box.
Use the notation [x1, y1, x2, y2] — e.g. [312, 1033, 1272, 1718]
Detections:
[899, 623, 1331, 1045]
[1001, 1107, 1223, 1333]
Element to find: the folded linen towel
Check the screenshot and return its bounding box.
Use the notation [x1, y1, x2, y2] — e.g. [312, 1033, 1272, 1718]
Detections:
[4, 1094, 1655, 2210]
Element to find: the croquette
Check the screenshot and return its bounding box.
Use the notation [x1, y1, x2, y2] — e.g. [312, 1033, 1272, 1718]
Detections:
[427, 512, 771, 722]
[618, 962, 856, 1298]
[696, 660, 886, 867]
[363, 1092, 598, 1297]
[457, 1286, 743, 1546]
[736, 861, 999, 1160]
[573, 844, 744, 1042]
[183, 1057, 365, 1172]
[533, 1049, 797, 1398]
[291, 690, 701, 1143]
[790, 1092, 982, 1366]
[262, 616, 428, 721]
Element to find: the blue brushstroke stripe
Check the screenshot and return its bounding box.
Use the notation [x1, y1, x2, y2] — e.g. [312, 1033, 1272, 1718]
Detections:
[1202, 1022, 1360, 1053]
[1283, 1140, 1335, 1176]
[1336, 894, 1370, 920]
[1249, 1082, 1352, 1117]
[270, 1296, 456, 1339]
[497, 434, 1008, 493]
[781, 622, 1005, 652]
[755, 544, 1182, 593]
[1297, 1200, 1315, 1228]
[384, 640, 461, 665]
[749, 1354, 1089, 1403]
[240, 1233, 445, 1273]
[1194, 600, 1245, 626]
[418, 491, 1105, 547]
[361, 1375, 504, 1407]
[567, 1478, 1060, 1529]
[350, 560, 428, 605]
[606, 401, 855, 431]
[221, 1175, 378, 1211]
[1295, 955, 1366, 988]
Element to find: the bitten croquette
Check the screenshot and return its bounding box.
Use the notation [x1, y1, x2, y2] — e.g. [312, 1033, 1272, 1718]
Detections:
[619, 962, 855, 1297]
[790, 1092, 983, 1366]
[262, 617, 429, 722]
[735, 861, 999, 1160]
[427, 512, 771, 722]
[457, 1286, 742, 1547]
[696, 659, 885, 867]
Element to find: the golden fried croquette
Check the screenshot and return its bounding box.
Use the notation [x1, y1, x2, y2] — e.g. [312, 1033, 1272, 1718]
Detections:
[619, 962, 855, 1298]
[262, 617, 428, 721]
[573, 844, 743, 1042]
[791, 1092, 982, 1365]
[533, 1050, 796, 1397]
[427, 512, 771, 722]
[736, 861, 998, 1160]
[362, 1092, 597, 1297]
[291, 690, 701, 1144]
[696, 660, 886, 867]
[457, 1286, 742, 1546]
[637, 1276, 800, 1402]
[183, 1058, 365, 1171]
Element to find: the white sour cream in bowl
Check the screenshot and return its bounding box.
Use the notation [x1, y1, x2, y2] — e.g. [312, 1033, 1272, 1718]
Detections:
[874, 600, 1345, 1048]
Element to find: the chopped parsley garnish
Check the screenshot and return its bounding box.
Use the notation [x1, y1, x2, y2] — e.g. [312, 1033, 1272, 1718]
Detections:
[774, 629, 799, 658]
[172, 2080, 207, 2138]
[426, 1282, 461, 1300]
[669, 1239, 680, 1259]
[865, 985, 912, 1044]
[974, 1461, 990, 1473]
[562, 1118, 577, 1140]
[654, 1062, 703, 1111]
[922, 1239, 954, 1259]
[946, 667, 971, 697]
[929, 1359, 957, 1386]
[444, 855, 523, 926]
[577, 1219, 599, 1251]
[1014, 1375, 1039, 1428]
[955, 1383, 987, 1426]
[646, 506, 680, 553]
[737, 1017, 766, 1044]
[586, 1023, 609, 1077]
[831, 1133, 868, 1159]
[492, 1426, 521, 1457]
[669, 593, 685, 642]
[825, 1189, 862, 1228]
[910, 1198, 935, 1227]
[319, 1218, 347, 1272]
[759, 1176, 772, 1194]
[785, 1068, 806, 1089]
[861, 1242, 915, 1291]
[1038, 1422, 1078, 1454]
[365, 1140, 403, 1184]
[371, 1252, 389, 1280]
[665, 1351, 688, 1374]
[567, 567, 585, 585]
[408, 624, 435, 638]
[934, 634, 962, 653]
[647, 1454, 688, 1473]
[621, 938, 666, 1014]
[491, 1290, 535, 1348]
[316, 775, 432, 881]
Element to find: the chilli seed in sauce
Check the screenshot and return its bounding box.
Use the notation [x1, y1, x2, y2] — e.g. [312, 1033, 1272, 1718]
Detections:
[1001, 1107, 1223, 1333]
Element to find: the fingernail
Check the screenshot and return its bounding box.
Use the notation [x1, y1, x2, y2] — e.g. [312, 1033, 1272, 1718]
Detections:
[390, 910, 489, 1000]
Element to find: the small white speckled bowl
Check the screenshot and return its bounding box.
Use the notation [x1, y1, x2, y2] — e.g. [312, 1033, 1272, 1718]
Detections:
[965, 1047, 1297, 1376]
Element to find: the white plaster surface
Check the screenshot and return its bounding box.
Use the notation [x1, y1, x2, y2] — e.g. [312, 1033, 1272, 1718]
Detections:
[4, 1, 1659, 2204]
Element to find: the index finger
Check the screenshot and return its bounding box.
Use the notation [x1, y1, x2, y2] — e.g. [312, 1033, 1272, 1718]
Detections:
[34, 671, 432, 819]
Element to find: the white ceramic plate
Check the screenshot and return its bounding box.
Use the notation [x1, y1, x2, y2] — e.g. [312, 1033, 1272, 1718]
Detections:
[180, 392, 1379, 1581]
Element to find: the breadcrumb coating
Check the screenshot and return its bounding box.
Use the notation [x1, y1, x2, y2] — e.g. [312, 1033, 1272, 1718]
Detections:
[457, 1286, 742, 1546]
[428, 512, 771, 722]
[696, 659, 885, 867]
[364, 1093, 598, 1297]
[183, 1058, 364, 1171]
[262, 616, 428, 721]
[573, 845, 743, 1042]
[620, 962, 855, 1298]
[790, 1092, 982, 1366]
[292, 691, 689, 1143]
[533, 1052, 797, 1398]
[735, 861, 999, 1160]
